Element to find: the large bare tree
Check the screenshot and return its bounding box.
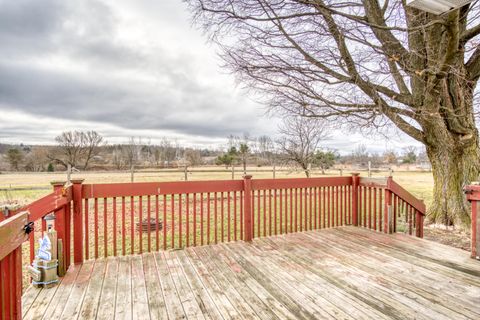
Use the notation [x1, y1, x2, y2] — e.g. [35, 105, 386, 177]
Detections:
[277, 116, 329, 177]
[50, 130, 104, 170]
[187, 0, 480, 225]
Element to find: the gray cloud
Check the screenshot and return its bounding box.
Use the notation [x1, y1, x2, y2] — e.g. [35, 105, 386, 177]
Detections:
[0, 0, 273, 143]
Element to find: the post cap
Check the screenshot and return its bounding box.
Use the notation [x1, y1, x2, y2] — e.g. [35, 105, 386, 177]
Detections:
[243, 175, 253, 179]
[50, 180, 67, 187]
[350, 172, 360, 176]
[71, 178, 85, 184]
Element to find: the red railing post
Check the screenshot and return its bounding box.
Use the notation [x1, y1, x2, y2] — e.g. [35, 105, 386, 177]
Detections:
[0, 211, 28, 320]
[471, 199, 479, 259]
[464, 186, 479, 259]
[351, 173, 360, 226]
[384, 176, 393, 234]
[243, 175, 253, 242]
[72, 179, 84, 264]
[52, 181, 68, 275]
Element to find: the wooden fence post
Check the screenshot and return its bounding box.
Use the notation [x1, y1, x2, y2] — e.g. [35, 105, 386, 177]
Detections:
[243, 175, 253, 242]
[72, 179, 84, 264]
[384, 176, 393, 234]
[351, 173, 360, 226]
[51, 181, 68, 275]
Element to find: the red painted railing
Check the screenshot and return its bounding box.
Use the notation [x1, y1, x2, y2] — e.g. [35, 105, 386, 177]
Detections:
[1, 174, 426, 319]
[356, 175, 426, 237]
[464, 185, 480, 259]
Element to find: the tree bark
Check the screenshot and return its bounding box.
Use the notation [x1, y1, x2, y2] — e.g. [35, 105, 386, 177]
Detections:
[424, 122, 480, 226]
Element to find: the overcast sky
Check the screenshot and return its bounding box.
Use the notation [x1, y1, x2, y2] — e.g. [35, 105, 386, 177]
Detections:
[0, 0, 422, 154]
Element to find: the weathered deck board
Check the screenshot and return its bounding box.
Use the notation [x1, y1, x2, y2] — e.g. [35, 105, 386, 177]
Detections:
[22, 227, 480, 319]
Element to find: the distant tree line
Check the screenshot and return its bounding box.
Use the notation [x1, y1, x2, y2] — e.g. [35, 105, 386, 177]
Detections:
[0, 127, 427, 173]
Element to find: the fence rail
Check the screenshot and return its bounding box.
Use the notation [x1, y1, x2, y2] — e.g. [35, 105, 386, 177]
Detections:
[0, 173, 427, 320]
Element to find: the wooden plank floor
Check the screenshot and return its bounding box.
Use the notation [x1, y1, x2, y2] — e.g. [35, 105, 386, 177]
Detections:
[22, 226, 480, 320]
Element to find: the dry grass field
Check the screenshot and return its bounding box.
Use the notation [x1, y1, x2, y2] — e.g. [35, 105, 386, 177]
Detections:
[0, 167, 434, 206]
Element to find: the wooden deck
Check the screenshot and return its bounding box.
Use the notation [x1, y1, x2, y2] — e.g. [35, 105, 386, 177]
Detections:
[22, 226, 480, 320]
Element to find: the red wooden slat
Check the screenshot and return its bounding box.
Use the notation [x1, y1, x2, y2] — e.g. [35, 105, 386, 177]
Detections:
[139, 196, 143, 253]
[240, 191, 243, 240]
[94, 198, 99, 259]
[171, 195, 174, 249]
[310, 187, 313, 230]
[257, 190, 261, 237]
[263, 189, 267, 236]
[103, 198, 107, 258]
[206, 193, 211, 245]
[379, 189, 383, 232]
[29, 232, 34, 264]
[179, 194, 182, 248]
[299, 188, 303, 232]
[282, 189, 286, 233]
[234, 191, 237, 241]
[278, 189, 282, 234]
[368, 187, 372, 229]
[373, 188, 377, 231]
[341, 186, 345, 226]
[357, 187, 362, 227]
[193, 193, 197, 246]
[131, 197, 135, 254]
[393, 194, 397, 232]
[289, 189, 293, 233]
[347, 185, 351, 225]
[323, 187, 326, 228]
[317, 187, 321, 229]
[409, 205, 413, 235]
[273, 189, 277, 235]
[163, 195, 167, 250]
[363, 187, 367, 228]
[200, 193, 204, 246]
[84, 198, 89, 260]
[155, 195, 159, 250]
[186, 194, 189, 247]
[113, 197, 117, 256]
[147, 195, 151, 252]
[221, 192, 225, 241]
[228, 191, 232, 241]
[214, 192, 217, 244]
[293, 188, 297, 233]
[122, 197, 126, 255]
[327, 187, 331, 228]
[336, 186, 340, 227]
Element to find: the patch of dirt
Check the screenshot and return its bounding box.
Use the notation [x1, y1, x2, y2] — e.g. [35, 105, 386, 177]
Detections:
[423, 224, 471, 251]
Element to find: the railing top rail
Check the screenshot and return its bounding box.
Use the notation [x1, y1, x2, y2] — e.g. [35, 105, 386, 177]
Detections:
[16, 185, 72, 222]
[464, 185, 480, 200]
[389, 180, 426, 215]
[0, 211, 29, 261]
[251, 176, 352, 190]
[359, 177, 388, 188]
[81, 179, 244, 199]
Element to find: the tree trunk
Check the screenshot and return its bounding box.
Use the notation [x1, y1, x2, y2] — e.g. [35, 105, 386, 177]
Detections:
[425, 129, 480, 226]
